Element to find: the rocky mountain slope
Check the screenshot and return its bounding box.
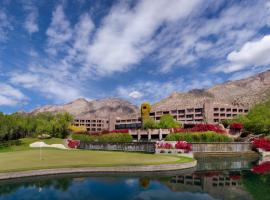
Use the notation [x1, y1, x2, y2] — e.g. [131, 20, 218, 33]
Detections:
[152, 70, 270, 111]
[32, 70, 270, 116]
[31, 98, 139, 117]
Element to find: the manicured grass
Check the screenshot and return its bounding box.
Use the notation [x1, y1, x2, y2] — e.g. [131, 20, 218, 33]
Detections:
[0, 149, 193, 173]
[0, 138, 64, 152]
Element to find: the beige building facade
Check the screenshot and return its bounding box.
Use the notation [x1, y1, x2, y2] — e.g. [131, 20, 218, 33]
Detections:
[73, 101, 249, 133]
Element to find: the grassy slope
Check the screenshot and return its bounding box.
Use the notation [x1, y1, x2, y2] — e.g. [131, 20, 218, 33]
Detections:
[0, 138, 193, 173]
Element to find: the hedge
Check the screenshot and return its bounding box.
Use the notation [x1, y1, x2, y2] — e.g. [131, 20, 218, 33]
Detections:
[72, 133, 133, 143]
[165, 131, 233, 142]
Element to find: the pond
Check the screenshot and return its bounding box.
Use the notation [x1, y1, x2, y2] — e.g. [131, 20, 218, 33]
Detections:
[0, 155, 269, 200]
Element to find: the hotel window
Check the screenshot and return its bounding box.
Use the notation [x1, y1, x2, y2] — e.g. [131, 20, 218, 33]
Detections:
[163, 111, 169, 114]
[195, 108, 202, 113]
[220, 113, 225, 117]
[157, 111, 162, 115]
[214, 119, 219, 122]
[226, 114, 231, 117]
[233, 109, 237, 112]
[178, 110, 185, 114]
[150, 112, 155, 116]
[244, 109, 248, 113]
[239, 109, 243, 112]
[171, 110, 177, 114]
[116, 120, 120, 123]
[187, 108, 194, 112]
[186, 114, 193, 118]
[214, 113, 219, 117]
[226, 108, 231, 112]
[214, 108, 219, 111]
[220, 108, 225, 112]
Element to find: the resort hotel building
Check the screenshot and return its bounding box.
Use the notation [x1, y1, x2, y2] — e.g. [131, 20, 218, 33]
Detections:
[72, 100, 249, 134]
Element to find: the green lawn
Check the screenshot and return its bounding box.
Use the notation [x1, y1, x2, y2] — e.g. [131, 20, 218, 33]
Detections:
[0, 138, 193, 173]
[0, 137, 64, 152]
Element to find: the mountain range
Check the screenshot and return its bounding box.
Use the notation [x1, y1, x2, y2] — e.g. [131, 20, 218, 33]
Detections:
[31, 70, 270, 117]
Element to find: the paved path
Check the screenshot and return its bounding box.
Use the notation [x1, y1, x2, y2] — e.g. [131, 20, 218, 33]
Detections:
[0, 161, 197, 180]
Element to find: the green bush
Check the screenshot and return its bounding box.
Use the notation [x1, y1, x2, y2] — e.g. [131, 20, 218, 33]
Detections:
[158, 114, 181, 129]
[72, 133, 133, 143]
[165, 131, 233, 142]
[143, 118, 158, 129]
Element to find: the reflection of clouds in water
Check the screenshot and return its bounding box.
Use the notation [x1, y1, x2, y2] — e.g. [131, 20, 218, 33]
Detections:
[132, 189, 216, 200]
[125, 178, 138, 187]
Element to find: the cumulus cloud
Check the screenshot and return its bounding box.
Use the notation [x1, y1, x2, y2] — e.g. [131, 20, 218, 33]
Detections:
[215, 35, 270, 73]
[0, 84, 27, 106]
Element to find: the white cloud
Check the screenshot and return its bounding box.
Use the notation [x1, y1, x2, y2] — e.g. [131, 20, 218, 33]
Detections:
[83, 0, 201, 76]
[157, 0, 269, 72]
[0, 10, 13, 42]
[10, 72, 83, 103]
[128, 91, 143, 99]
[0, 83, 27, 106]
[215, 35, 270, 73]
[23, 1, 39, 34]
[46, 5, 72, 55]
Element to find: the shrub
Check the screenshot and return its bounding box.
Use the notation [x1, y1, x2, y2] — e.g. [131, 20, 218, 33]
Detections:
[158, 114, 181, 129]
[230, 123, 244, 130]
[71, 133, 132, 143]
[252, 162, 270, 174]
[67, 139, 80, 149]
[156, 142, 173, 149]
[172, 124, 225, 134]
[175, 141, 192, 152]
[143, 118, 159, 129]
[252, 138, 270, 151]
[165, 131, 232, 142]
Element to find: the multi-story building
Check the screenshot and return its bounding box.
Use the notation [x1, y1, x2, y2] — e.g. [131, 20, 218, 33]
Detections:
[150, 101, 249, 124]
[72, 100, 249, 133]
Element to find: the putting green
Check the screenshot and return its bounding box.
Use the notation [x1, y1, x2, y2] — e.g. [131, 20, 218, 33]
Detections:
[0, 149, 193, 173]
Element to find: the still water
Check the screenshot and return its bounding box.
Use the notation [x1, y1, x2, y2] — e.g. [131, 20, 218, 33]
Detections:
[0, 156, 269, 200]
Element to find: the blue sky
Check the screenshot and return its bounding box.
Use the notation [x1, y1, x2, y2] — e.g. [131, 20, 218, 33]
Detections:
[0, 0, 270, 113]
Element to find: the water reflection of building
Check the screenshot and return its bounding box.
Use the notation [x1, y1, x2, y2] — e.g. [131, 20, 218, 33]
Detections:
[165, 172, 253, 200]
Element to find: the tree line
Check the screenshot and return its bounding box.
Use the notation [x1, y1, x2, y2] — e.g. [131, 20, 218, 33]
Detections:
[0, 112, 73, 141]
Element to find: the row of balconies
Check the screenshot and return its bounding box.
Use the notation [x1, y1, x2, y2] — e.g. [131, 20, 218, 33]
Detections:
[213, 108, 248, 113]
[150, 108, 204, 116]
[75, 119, 107, 123]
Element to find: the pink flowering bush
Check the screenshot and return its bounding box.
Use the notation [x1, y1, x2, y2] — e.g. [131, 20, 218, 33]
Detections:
[175, 141, 192, 152]
[157, 142, 173, 149]
[172, 124, 226, 134]
[252, 162, 270, 174]
[67, 139, 80, 149]
[230, 123, 244, 130]
[252, 138, 270, 151]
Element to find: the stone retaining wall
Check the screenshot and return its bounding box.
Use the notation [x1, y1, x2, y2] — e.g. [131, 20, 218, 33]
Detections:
[78, 141, 252, 154]
[78, 141, 156, 153]
[190, 142, 251, 153]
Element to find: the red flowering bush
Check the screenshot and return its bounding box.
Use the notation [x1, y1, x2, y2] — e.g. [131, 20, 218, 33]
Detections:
[157, 142, 173, 149]
[252, 138, 270, 151]
[230, 123, 244, 130]
[172, 124, 225, 134]
[101, 129, 129, 134]
[252, 162, 270, 174]
[175, 141, 192, 152]
[67, 139, 80, 149]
